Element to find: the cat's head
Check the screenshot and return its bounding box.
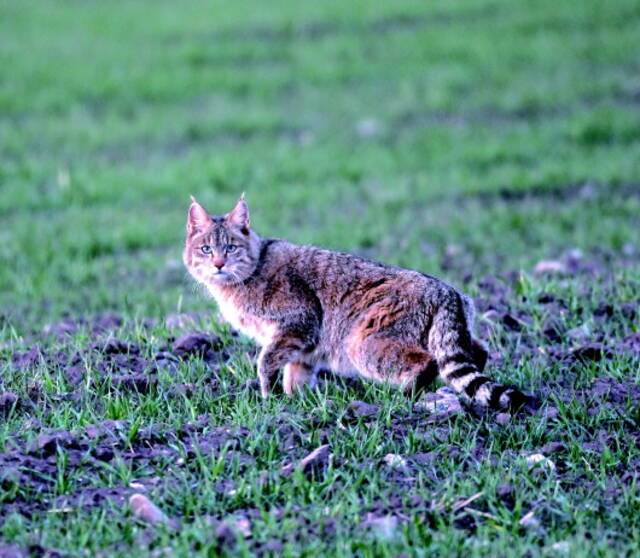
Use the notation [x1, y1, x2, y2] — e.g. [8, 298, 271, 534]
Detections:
[183, 195, 261, 286]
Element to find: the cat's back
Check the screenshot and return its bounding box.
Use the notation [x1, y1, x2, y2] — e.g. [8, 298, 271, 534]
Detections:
[262, 239, 451, 307]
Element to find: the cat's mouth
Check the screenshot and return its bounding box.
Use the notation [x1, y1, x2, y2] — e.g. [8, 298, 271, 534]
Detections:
[209, 269, 238, 283]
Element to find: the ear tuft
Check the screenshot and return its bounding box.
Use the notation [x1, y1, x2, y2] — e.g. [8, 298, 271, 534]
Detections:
[187, 197, 212, 235]
[226, 195, 250, 233]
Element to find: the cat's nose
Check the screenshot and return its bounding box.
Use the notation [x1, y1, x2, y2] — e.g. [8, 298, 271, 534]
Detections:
[213, 257, 225, 270]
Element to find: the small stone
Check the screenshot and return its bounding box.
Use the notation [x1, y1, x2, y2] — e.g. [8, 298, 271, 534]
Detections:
[129, 494, 169, 525]
[361, 513, 398, 539]
[346, 400, 379, 420]
[416, 387, 462, 416]
[525, 453, 556, 471]
[383, 453, 407, 469]
[534, 260, 567, 275]
[495, 412, 511, 426]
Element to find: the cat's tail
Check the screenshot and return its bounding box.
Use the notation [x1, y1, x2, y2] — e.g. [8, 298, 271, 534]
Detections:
[427, 292, 529, 412]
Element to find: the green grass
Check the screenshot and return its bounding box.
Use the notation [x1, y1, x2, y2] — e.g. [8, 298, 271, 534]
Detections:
[1, 0, 640, 556]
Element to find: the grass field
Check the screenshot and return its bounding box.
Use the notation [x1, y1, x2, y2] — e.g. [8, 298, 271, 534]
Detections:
[1, 0, 640, 555]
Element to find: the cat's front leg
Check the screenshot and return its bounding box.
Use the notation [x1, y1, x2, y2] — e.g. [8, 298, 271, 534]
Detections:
[257, 327, 317, 398]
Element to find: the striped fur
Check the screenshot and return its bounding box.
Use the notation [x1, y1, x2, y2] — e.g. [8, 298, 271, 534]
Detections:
[183, 196, 530, 412]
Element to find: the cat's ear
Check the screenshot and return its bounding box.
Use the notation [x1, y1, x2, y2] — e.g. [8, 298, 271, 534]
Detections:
[226, 193, 250, 234]
[187, 196, 212, 235]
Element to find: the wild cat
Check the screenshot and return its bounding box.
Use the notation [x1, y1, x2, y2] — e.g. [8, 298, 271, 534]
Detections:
[183, 195, 530, 412]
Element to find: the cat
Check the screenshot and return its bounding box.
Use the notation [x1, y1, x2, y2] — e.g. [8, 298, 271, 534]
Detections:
[183, 195, 531, 412]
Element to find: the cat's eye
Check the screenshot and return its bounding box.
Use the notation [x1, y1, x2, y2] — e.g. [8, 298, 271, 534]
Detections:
[200, 245, 212, 255]
[226, 245, 237, 253]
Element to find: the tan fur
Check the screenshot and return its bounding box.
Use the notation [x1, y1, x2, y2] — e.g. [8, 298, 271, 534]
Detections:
[183, 196, 529, 412]
[283, 362, 314, 395]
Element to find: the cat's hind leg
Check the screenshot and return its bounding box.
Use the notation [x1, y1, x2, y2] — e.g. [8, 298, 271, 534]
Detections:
[346, 333, 438, 396]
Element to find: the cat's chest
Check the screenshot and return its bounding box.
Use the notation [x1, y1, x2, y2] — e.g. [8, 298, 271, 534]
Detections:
[215, 295, 277, 346]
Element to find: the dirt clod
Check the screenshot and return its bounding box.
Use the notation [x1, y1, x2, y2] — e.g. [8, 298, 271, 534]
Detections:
[345, 400, 379, 420]
[94, 338, 139, 355]
[214, 522, 237, 548]
[0, 392, 19, 416]
[172, 332, 223, 360]
[541, 441, 567, 455]
[11, 347, 44, 370]
[622, 333, 640, 354]
[29, 431, 80, 457]
[0, 544, 27, 558]
[110, 374, 156, 394]
[571, 343, 612, 363]
[496, 484, 515, 508]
